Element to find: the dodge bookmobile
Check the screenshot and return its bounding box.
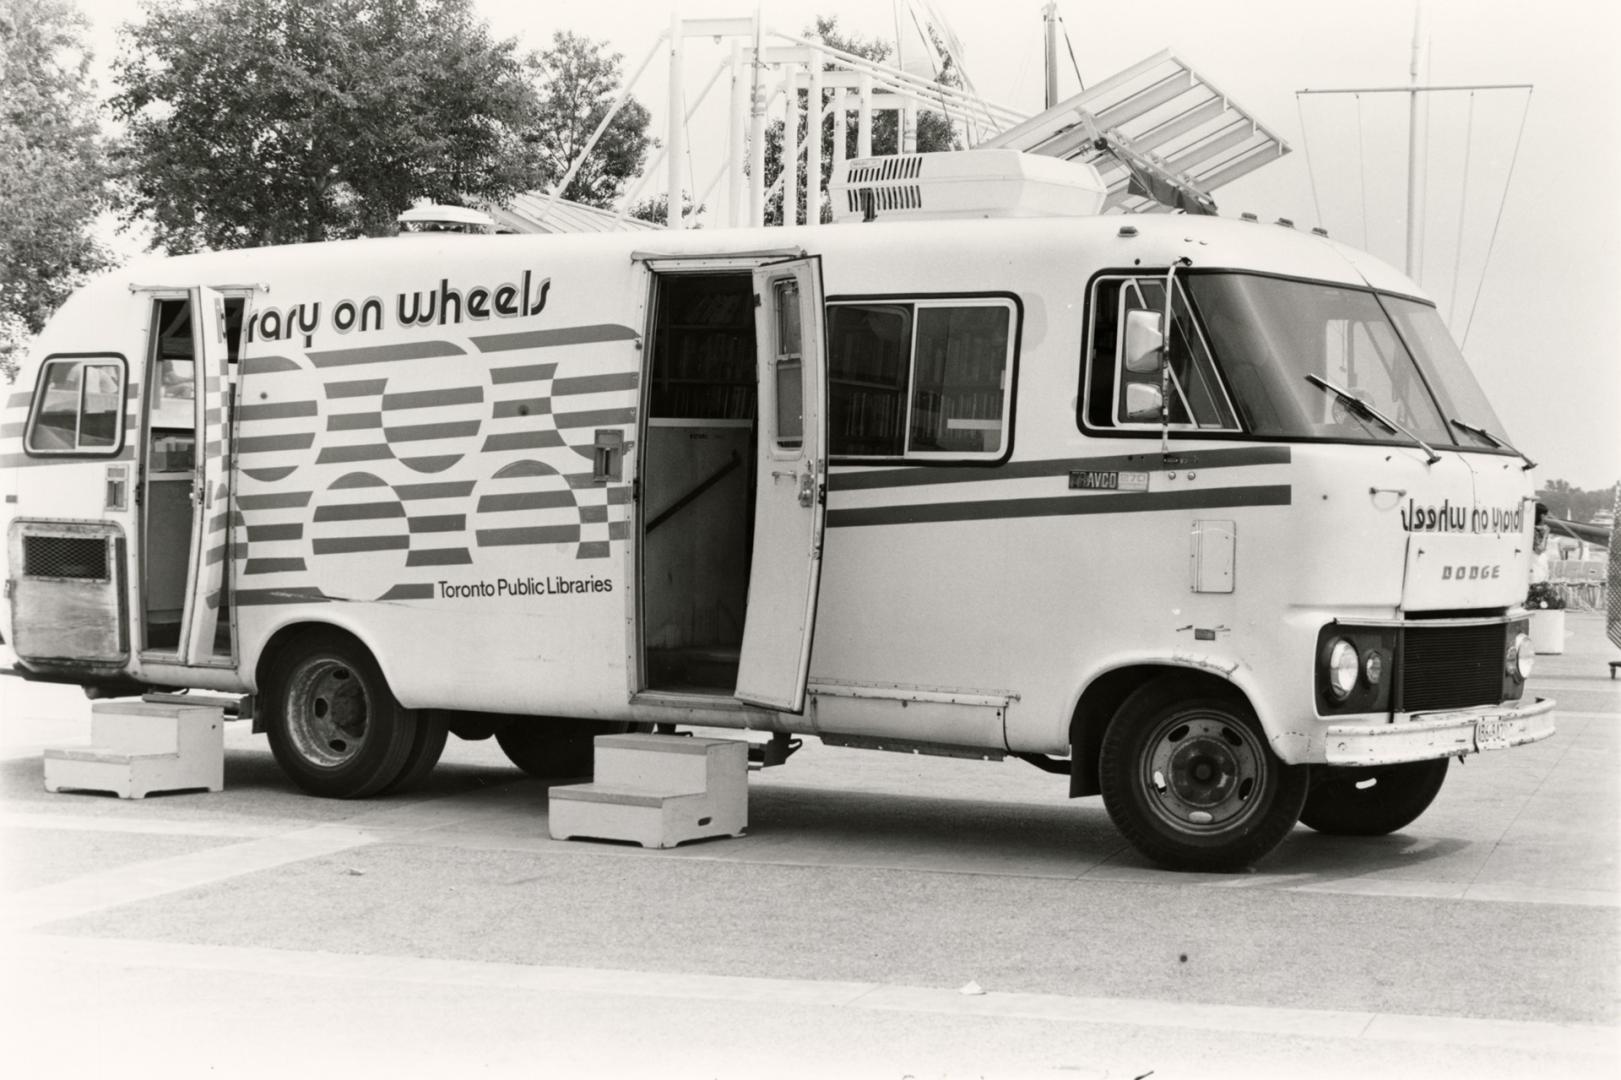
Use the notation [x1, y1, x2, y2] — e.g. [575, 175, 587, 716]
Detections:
[1, 152, 1554, 870]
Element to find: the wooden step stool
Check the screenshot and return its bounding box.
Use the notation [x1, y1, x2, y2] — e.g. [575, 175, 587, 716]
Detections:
[549, 734, 747, 848]
[44, 700, 225, 799]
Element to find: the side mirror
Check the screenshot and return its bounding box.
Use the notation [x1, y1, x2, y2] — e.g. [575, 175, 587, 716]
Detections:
[1124, 382, 1164, 422]
[1123, 308, 1164, 373]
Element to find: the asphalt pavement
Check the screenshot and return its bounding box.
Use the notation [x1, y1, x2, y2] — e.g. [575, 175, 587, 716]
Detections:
[1, 614, 1617, 1079]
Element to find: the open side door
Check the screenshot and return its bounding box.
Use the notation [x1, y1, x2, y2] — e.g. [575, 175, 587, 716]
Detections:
[179, 287, 235, 666]
[735, 258, 828, 712]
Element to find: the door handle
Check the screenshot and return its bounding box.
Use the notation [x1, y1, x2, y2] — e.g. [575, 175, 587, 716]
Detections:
[797, 470, 815, 508]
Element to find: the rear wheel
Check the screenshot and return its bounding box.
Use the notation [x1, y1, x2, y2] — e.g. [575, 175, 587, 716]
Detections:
[378, 710, 449, 795]
[1099, 680, 1308, 872]
[263, 632, 419, 798]
[497, 720, 629, 779]
[1299, 758, 1450, 836]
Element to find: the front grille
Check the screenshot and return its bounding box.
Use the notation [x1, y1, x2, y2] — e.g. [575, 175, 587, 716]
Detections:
[1401, 622, 1503, 712]
[22, 535, 110, 581]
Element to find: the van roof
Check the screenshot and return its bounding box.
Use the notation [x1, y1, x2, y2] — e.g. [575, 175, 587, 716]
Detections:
[100, 212, 1425, 305]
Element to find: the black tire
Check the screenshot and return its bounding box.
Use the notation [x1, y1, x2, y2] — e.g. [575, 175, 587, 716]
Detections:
[1299, 758, 1450, 836]
[496, 720, 626, 779]
[378, 710, 449, 795]
[263, 632, 420, 798]
[1099, 680, 1309, 872]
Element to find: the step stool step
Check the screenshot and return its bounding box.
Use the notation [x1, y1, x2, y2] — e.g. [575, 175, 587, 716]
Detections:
[89, 701, 222, 755]
[549, 736, 749, 848]
[592, 734, 747, 793]
[45, 703, 225, 799]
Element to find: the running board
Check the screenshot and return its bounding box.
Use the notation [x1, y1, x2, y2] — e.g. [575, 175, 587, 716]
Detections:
[819, 733, 1005, 762]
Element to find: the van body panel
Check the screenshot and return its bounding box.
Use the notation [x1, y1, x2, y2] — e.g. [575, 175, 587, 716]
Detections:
[0, 213, 1546, 776]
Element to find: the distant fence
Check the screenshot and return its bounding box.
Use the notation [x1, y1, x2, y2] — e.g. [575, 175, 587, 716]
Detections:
[1551, 562, 1606, 611]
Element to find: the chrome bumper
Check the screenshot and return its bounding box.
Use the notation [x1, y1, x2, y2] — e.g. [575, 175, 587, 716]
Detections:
[1322, 697, 1555, 766]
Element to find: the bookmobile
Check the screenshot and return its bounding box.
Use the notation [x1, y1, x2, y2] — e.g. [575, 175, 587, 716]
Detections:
[1, 151, 1553, 870]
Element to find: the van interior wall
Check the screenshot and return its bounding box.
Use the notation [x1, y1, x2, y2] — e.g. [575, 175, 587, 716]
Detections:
[642, 272, 757, 693]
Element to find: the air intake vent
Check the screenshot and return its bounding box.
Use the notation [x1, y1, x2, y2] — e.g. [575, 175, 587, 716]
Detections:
[23, 534, 110, 581]
[830, 149, 1106, 223]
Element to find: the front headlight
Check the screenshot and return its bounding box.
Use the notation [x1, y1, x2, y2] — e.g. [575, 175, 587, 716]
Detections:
[1327, 638, 1360, 700]
[1507, 633, 1535, 681]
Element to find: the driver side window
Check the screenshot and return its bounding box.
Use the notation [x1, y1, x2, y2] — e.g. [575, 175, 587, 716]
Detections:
[1082, 273, 1240, 434]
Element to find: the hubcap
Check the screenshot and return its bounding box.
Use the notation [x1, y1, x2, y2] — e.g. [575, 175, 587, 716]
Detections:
[1142, 714, 1267, 834]
[286, 658, 370, 769]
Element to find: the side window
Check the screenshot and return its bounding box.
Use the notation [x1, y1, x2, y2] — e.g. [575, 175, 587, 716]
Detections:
[1083, 274, 1240, 433]
[149, 298, 197, 430]
[828, 298, 1015, 460]
[25, 357, 126, 455]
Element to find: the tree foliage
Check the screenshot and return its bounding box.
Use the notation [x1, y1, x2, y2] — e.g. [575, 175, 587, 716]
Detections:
[0, 0, 114, 378]
[763, 15, 962, 226]
[1536, 481, 1618, 526]
[109, 0, 554, 251]
[532, 31, 653, 209]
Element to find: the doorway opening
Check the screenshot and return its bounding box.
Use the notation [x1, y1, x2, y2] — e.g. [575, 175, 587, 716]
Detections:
[138, 294, 242, 659]
[639, 271, 758, 694]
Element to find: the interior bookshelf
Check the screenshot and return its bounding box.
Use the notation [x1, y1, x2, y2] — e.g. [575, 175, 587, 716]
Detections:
[650, 278, 757, 421]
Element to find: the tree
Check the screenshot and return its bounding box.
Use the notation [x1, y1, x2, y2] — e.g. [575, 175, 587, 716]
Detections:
[0, 0, 114, 379]
[1537, 481, 1618, 525]
[627, 192, 704, 226]
[532, 31, 653, 209]
[763, 15, 963, 226]
[109, 0, 554, 252]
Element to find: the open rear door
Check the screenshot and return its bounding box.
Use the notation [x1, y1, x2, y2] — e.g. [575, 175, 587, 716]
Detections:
[735, 257, 828, 712]
[179, 287, 234, 666]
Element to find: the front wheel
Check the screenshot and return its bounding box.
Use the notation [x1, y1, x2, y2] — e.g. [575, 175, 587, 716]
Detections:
[1299, 758, 1450, 836]
[263, 632, 420, 798]
[1099, 681, 1308, 872]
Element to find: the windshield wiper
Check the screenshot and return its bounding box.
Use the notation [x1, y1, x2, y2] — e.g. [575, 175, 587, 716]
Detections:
[1305, 374, 1441, 465]
[1450, 417, 1537, 471]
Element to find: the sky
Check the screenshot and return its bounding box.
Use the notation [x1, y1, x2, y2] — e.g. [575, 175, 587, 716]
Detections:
[73, 0, 1621, 493]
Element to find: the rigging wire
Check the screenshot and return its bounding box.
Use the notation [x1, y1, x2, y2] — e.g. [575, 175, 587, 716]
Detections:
[1461, 87, 1534, 348]
[1446, 91, 1477, 329]
[1355, 93, 1370, 250]
[1294, 92, 1327, 231]
[1058, 11, 1085, 92]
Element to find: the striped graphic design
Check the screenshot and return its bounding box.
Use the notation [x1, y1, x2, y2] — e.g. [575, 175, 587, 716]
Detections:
[307, 471, 410, 601]
[238, 355, 318, 482]
[397, 478, 475, 568]
[471, 324, 638, 355]
[549, 369, 639, 462]
[474, 460, 580, 550]
[381, 374, 485, 473]
[308, 340, 466, 368]
[828, 447, 1293, 492]
[828, 484, 1293, 529]
[317, 375, 391, 467]
[483, 360, 564, 455]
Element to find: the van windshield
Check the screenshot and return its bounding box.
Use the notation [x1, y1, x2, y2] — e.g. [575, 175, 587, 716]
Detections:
[1185, 272, 1508, 451]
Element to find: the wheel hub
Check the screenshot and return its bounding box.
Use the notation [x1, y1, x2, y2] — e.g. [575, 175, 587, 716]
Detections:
[288, 659, 371, 768]
[1146, 717, 1264, 831]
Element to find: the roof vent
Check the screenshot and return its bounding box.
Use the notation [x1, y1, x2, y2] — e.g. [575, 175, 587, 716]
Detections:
[830, 150, 1107, 223]
[397, 204, 495, 235]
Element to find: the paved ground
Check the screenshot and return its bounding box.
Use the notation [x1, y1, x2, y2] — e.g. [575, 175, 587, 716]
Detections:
[1, 614, 1616, 1079]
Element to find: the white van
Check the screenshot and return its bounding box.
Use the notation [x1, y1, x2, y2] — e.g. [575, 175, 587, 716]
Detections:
[0, 153, 1553, 870]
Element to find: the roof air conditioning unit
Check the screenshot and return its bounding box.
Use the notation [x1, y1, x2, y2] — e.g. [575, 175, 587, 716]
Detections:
[829, 149, 1107, 223]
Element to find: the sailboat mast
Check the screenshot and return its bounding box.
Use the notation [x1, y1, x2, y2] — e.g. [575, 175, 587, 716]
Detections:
[1405, 0, 1426, 277]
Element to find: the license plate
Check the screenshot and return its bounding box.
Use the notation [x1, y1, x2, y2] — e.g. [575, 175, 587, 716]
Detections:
[1475, 716, 1510, 751]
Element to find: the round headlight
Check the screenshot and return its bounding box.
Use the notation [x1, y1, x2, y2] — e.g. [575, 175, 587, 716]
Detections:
[1327, 638, 1360, 700]
[1363, 650, 1384, 687]
[1507, 633, 1535, 681]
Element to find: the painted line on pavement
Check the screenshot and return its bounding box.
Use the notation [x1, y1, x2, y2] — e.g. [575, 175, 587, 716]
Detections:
[5, 934, 1614, 1059]
[0, 824, 379, 931]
